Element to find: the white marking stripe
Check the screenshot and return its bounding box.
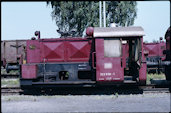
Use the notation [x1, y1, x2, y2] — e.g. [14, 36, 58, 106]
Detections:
[113, 78, 120, 80]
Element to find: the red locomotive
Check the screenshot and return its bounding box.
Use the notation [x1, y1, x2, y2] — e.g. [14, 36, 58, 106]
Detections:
[143, 39, 166, 73]
[20, 26, 147, 89]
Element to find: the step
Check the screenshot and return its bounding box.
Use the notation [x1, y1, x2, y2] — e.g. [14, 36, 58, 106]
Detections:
[124, 76, 133, 81]
[124, 80, 137, 84]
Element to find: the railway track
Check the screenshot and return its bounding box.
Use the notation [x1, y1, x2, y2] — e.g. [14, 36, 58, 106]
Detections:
[1, 74, 19, 78]
[1, 87, 23, 95]
[1, 85, 170, 95]
[138, 82, 171, 93]
[143, 88, 170, 93]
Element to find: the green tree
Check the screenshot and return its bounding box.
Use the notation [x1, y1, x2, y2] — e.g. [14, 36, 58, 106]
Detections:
[47, 1, 137, 36]
[106, 1, 137, 26]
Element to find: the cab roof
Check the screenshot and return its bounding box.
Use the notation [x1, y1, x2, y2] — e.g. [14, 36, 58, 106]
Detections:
[93, 26, 145, 37]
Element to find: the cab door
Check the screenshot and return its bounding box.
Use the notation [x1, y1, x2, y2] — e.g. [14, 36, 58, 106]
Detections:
[95, 38, 124, 82]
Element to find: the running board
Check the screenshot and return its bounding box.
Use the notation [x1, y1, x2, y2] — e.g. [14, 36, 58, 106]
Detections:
[32, 81, 96, 85]
[124, 76, 137, 84]
[124, 76, 133, 81]
[124, 80, 137, 84]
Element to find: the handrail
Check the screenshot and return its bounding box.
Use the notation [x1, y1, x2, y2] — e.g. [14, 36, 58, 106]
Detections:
[92, 52, 96, 69]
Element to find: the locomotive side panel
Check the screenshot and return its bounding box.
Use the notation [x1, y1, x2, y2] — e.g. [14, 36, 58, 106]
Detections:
[37, 39, 92, 63]
[95, 38, 124, 82]
[40, 41, 65, 62]
[66, 40, 92, 62]
[27, 40, 41, 63]
[22, 64, 37, 79]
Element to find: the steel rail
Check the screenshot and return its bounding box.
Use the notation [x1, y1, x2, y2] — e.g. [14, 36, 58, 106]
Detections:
[1, 74, 19, 78]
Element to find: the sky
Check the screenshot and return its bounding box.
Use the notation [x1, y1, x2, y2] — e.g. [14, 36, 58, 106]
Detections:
[1, 1, 170, 42]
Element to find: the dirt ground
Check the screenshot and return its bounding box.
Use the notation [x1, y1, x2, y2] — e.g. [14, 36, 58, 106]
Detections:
[1, 93, 170, 112]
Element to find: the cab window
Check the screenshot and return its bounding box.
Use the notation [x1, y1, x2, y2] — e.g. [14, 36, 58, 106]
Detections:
[104, 38, 121, 57]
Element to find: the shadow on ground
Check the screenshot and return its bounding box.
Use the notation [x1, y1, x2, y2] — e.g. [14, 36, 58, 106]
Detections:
[21, 85, 144, 96]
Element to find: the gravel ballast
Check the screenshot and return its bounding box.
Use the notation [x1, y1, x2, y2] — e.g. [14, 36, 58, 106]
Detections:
[1, 93, 170, 112]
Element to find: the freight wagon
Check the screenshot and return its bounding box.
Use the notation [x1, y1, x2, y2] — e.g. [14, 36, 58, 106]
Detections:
[1, 40, 26, 73]
[20, 26, 147, 89]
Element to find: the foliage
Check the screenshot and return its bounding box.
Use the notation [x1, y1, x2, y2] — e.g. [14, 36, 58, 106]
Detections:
[1, 69, 19, 75]
[1, 78, 19, 87]
[106, 1, 137, 27]
[146, 73, 166, 84]
[47, 1, 137, 36]
[115, 92, 119, 98]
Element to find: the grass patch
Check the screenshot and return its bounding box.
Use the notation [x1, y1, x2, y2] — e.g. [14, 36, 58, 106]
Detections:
[1, 78, 19, 87]
[146, 73, 166, 84]
[9, 70, 19, 74]
[1, 69, 19, 75]
[2, 95, 38, 101]
[1, 69, 6, 74]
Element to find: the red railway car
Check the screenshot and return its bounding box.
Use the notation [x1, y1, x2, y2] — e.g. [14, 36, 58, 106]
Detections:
[20, 26, 147, 89]
[143, 40, 166, 73]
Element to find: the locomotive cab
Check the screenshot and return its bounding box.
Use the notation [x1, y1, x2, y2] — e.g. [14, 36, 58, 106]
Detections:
[93, 27, 146, 85]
